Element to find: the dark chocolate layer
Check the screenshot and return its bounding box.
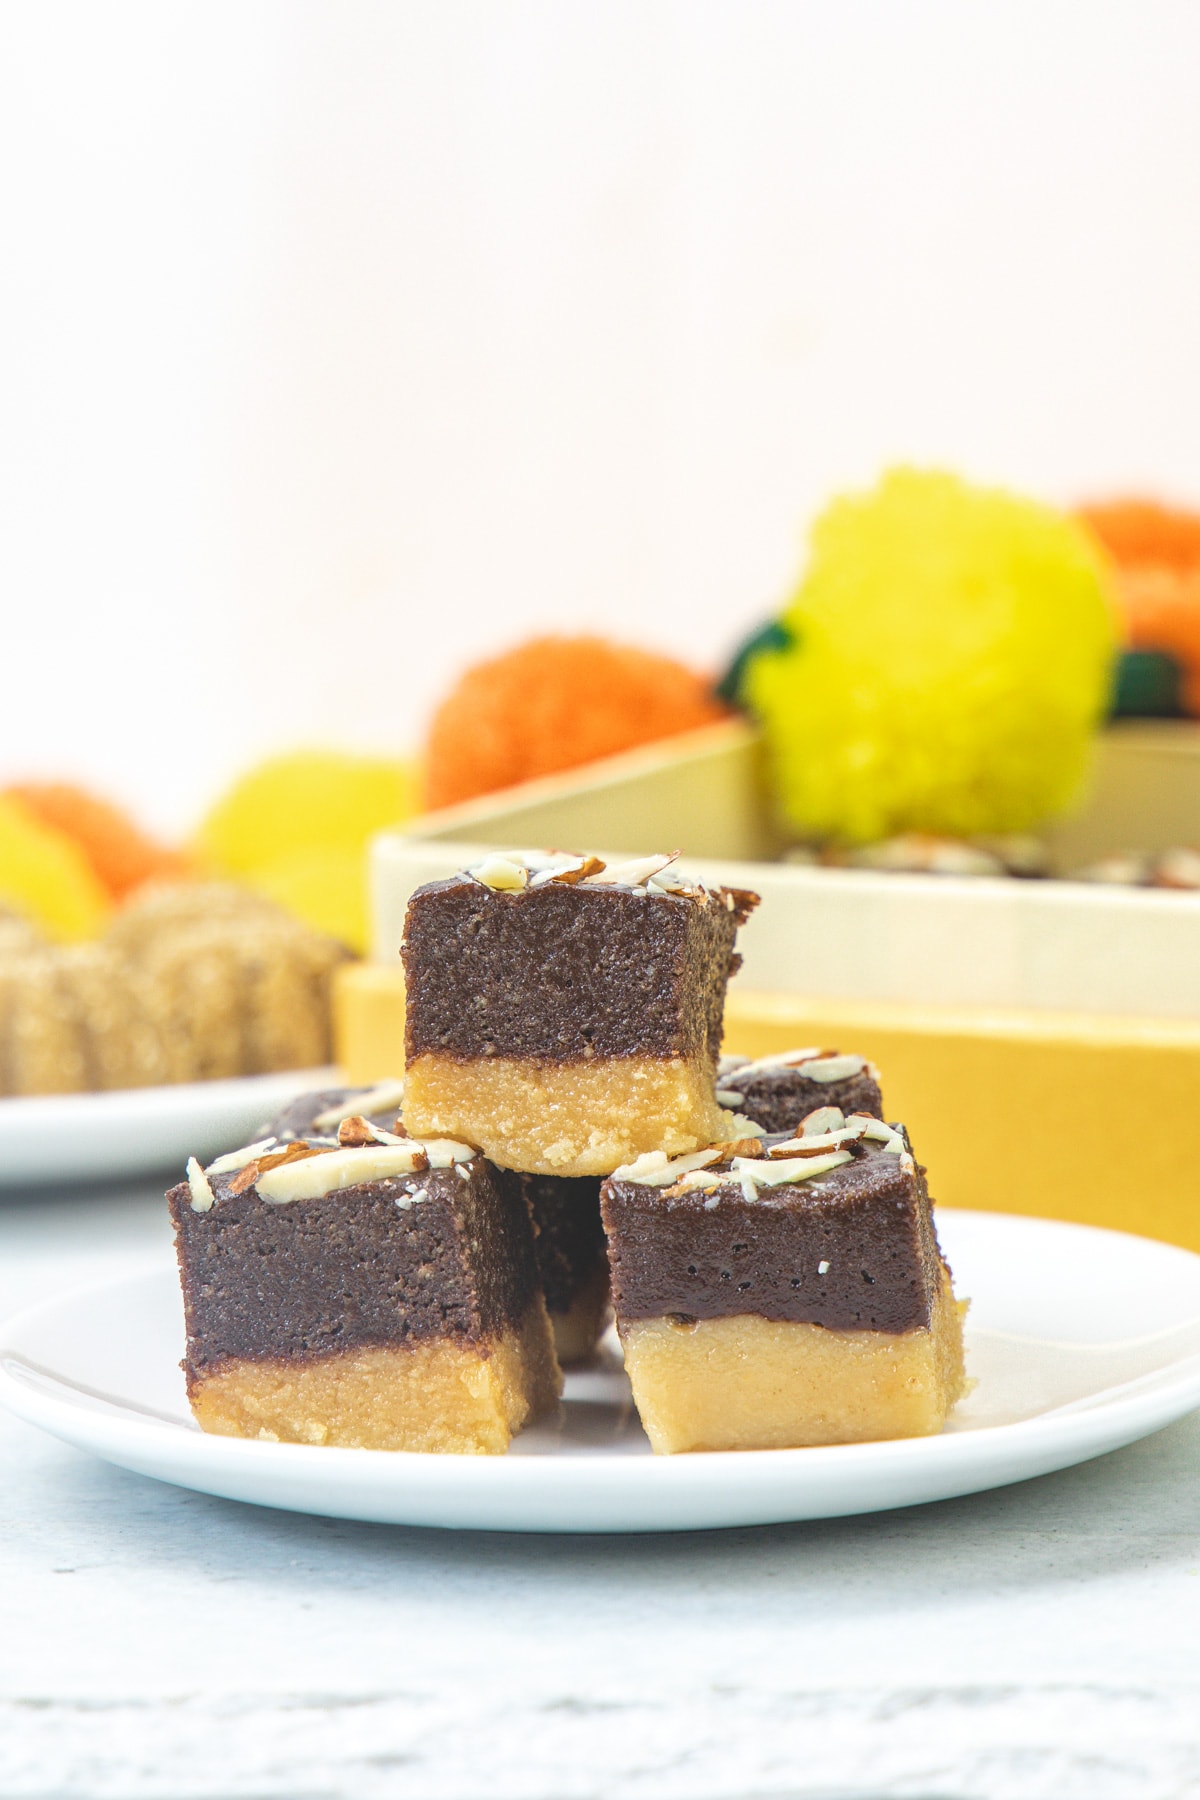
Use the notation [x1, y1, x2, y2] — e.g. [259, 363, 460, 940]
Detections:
[402, 877, 753, 1063]
[601, 1136, 945, 1334]
[168, 1156, 541, 1375]
[721, 1066, 883, 1135]
[256, 1092, 609, 1326]
[499, 1171, 608, 1314]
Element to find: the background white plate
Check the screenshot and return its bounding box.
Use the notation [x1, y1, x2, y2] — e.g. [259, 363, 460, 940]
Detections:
[3, 1210, 1200, 1533]
[0, 1068, 340, 1188]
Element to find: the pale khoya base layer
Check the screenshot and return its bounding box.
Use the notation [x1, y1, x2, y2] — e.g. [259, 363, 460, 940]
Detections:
[620, 1271, 968, 1454]
[404, 1052, 733, 1178]
[186, 1300, 561, 1455]
[549, 1265, 612, 1366]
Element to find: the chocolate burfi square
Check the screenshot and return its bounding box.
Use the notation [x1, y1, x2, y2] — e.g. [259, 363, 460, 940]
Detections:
[716, 1049, 883, 1136]
[260, 1085, 610, 1366]
[169, 1129, 561, 1453]
[600, 1108, 965, 1453]
[401, 851, 758, 1176]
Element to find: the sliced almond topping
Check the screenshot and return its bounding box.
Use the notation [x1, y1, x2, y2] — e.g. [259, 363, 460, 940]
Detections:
[732, 1149, 854, 1189]
[545, 855, 607, 885]
[186, 1155, 216, 1213]
[799, 1106, 845, 1138]
[708, 1137, 767, 1160]
[229, 1140, 327, 1195]
[715, 1087, 746, 1107]
[257, 1144, 433, 1206]
[420, 1138, 478, 1168]
[469, 854, 529, 892]
[527, 851, 597, 887]
[612, 1150, 670, 1183]
[850, 1114, 903, 1149]
[611, 1147, 721, 1186]
[312, 1079, 406, 1130]
[732, 1048, 824, 1081]
[206, 1137, 277, 1177]
[722, 1112, 766, 1139]
[768, 1137, 832, 1158]
[338, 1114, 379, 1147]
[661, 1169, 723, 1199]
[847, 1112, 888, 1137]
[584, 851, 679, 888]
[768, 1128, 859, 1157]
[798, 1053, 867, 1084]
[331, 1119, 410, 1149]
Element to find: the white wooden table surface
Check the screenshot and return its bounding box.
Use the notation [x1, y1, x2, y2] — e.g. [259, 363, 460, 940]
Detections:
[2, 1181, 1199, 1800]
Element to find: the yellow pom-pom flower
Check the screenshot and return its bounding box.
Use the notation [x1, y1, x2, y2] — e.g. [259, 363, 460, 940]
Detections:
[742, 469, 1119, 844]
[195, 750, 420, 948]
[0, 795, 111, 940]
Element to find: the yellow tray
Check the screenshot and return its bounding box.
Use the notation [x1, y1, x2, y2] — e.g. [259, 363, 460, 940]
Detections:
[345, 718, 1200, 1252]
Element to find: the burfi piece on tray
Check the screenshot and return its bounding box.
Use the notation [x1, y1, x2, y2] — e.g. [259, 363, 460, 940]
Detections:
[401, 852, 759, 1177]
[600, 1110, 965, 1453]
[716, 1048, 883, 1135]
[168, 1129, 561, 1454]
[498, 1172, 610, 1364]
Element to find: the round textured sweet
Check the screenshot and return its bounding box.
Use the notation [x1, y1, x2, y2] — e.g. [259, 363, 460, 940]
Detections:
[0, 884, 348, 1098]
[107, 883, 350, 1084]
[424, 636, 728, 810]
[740, 469, 1118, 844]
[4, 784, 190, 900]
[102, 881, 285, 947]
[0, 795, 112, 941]
[1077, 500, 1200, 714]
[0, 943, 169, 1096]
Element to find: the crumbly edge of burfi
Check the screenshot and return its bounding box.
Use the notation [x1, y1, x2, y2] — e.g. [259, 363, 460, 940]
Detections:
[186, 1299, 561, 1454]
[403, 1051, 733, 1177]
[619, 1270, 967, 1453]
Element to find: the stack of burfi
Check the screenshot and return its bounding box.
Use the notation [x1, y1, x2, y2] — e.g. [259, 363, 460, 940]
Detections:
[399, 849, 758, 1370]
[169, 846, 968, 1457]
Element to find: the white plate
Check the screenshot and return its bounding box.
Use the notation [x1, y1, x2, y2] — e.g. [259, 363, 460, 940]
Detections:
[3, 1211, 1200, 1533]
[0, 1068, 340, 1188]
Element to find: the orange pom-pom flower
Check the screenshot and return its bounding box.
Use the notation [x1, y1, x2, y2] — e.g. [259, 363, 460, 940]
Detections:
[1078, 500, 1200, 713]
[425, 636, 728, 810]
[6, 784, 190, 900]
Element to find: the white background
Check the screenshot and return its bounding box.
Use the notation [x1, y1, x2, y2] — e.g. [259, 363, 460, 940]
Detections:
[2, 0, 1199, 833]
